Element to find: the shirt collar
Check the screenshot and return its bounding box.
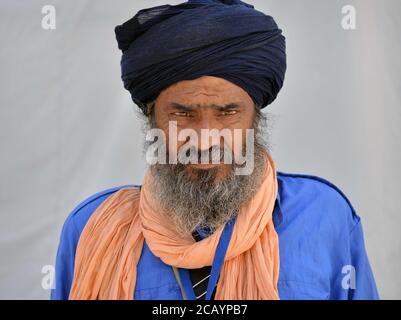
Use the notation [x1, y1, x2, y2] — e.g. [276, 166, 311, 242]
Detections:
[273, 189, 283, 228]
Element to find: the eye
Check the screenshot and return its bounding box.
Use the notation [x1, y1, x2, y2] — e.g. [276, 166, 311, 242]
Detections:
[172, 111, 190, 117]
[221, 110, 238, 116]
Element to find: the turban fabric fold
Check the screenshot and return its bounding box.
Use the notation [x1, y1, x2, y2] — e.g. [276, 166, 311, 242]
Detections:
[115, 0, 287, 112]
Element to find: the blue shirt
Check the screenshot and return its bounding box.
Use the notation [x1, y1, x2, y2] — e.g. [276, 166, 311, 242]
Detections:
[50, 172, 379, 300]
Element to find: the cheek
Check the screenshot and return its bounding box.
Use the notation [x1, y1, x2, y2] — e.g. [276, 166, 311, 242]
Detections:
[155, 112, 170, 130]
[225, 113, 254, 138]
[164, 132, 192, 157]
[231, 133, 247, 156]
[217, 128, 248, 157]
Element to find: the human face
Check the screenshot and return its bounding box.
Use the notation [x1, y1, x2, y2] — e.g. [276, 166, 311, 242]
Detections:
[152, 75, 256, 179]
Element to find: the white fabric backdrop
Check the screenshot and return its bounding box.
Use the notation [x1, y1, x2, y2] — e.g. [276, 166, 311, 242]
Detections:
[0, 0, 400, 299]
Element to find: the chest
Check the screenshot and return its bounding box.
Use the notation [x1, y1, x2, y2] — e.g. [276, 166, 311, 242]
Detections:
[133, 231, 344, 300]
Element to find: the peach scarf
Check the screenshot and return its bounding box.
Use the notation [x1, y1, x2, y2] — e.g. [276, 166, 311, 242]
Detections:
[69, 151, 280, 300]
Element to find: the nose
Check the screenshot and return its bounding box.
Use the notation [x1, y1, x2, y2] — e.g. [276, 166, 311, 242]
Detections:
[193, 115, 222, 152]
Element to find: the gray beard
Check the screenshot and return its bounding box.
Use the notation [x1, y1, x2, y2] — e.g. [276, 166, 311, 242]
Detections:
[141, 107, 272, 238]
[148, 143, 267, 238]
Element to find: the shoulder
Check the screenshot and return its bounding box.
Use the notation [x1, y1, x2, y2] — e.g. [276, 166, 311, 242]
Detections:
[277, 171, 360, 233]
[62, 184, 140, 238]
[51, 184, 140, 300]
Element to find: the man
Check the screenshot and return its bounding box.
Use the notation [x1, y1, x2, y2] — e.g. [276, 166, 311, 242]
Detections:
[51, 0, 379, 300]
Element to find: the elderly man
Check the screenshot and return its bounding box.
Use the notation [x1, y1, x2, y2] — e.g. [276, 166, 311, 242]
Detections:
[51, 0, 379, 300]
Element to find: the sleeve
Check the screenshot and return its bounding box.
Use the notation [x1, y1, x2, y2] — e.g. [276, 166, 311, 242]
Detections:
[347, 220, 380, 300]
[49, 186, 132, 299]
[50, 213, 80, 300]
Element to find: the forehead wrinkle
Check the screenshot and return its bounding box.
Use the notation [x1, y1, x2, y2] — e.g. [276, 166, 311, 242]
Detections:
[167, 102, 243, 111]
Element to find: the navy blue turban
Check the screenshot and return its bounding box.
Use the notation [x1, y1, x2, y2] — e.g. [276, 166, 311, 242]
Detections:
[115, 0, 286, 113]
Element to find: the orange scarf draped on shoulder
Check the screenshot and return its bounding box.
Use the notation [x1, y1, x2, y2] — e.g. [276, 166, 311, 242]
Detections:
[69, 151, 280, 300]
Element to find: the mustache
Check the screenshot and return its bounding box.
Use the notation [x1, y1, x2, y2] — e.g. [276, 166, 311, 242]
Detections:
[169, 144, 233, 164]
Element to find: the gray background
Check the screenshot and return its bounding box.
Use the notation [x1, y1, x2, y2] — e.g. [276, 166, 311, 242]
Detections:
[0, 0, 400, 299]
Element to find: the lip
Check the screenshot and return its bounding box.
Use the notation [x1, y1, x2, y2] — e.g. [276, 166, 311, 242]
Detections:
[188, 163, 220, 169]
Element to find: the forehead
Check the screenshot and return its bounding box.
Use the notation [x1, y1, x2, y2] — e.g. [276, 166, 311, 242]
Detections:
[155, 76, 253, 107]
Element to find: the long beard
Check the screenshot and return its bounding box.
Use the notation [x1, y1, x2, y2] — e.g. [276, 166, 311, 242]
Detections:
[148, 143, 267, 238]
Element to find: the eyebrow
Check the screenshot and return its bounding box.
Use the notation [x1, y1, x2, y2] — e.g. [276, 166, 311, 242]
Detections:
[167, 102, 242, 112]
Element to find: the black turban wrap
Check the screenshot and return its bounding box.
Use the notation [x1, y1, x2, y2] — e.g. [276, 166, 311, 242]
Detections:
[115, 0, 286, 112]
